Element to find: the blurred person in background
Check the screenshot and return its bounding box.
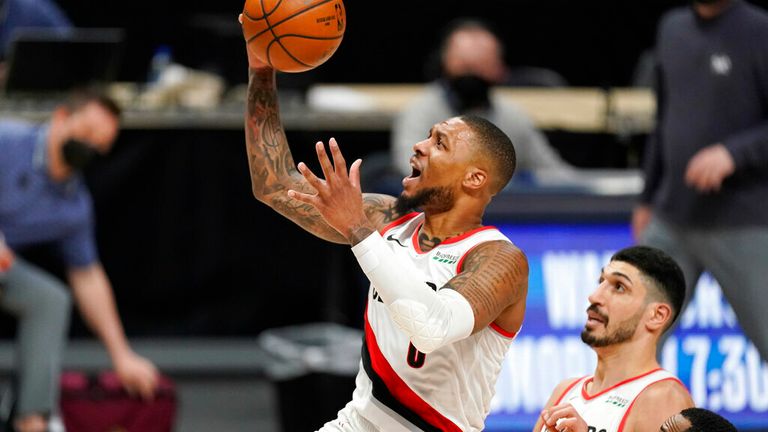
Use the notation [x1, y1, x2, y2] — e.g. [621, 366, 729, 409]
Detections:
[0, 90, 159, 432]
[390, 18, 573, 190]
[632, 0, 768, 362]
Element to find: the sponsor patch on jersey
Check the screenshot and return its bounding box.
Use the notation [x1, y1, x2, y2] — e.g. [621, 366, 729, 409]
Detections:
[432, 251, 459, 265]
[605, 395, 629, 408]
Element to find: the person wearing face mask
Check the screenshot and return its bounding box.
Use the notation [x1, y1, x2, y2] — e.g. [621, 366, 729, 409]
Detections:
[390, 18, 573, 187]
[632, 0, 768, 364]
[0, 90, 159, 432]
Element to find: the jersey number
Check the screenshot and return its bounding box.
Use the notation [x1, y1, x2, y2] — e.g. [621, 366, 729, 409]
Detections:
[405, 281, 439, 368]
[407, 343, 426, 368]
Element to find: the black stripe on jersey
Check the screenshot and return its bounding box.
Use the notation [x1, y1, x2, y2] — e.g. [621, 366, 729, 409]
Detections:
[361, 337, 443, 432]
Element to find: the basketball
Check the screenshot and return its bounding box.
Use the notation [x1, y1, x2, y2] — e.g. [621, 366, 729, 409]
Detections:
[242, 0, 346, 73]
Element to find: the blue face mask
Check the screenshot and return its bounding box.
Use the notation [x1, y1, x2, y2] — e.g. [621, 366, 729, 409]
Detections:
[62, 139, 98, 171]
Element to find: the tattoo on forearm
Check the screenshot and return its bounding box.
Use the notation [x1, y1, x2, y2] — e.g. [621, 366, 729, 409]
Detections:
[444, 242, 527, 321]
[349, 226, 375, 245]
[363, 194, 401, 227]
[246, 68, 297, 196]
[245, 68, 346, 243]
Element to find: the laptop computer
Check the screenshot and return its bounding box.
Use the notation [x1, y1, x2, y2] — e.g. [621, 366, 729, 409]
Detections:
[3, 28, 124, 95]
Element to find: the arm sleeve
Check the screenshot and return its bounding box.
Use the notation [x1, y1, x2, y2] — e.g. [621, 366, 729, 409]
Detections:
[352, 232, 474, 353]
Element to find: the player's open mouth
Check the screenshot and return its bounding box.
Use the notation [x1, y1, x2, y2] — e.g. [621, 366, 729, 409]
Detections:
[408, 158, 422, 179]
[587, 311, 606, 326]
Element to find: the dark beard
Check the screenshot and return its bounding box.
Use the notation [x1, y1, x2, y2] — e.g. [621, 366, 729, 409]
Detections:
[395, 187, 454, 214]
[580, 306, 643, 348]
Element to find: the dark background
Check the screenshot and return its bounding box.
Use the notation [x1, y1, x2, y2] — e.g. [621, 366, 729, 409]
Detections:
[6, 0, 768, 339]
[54, 0, 749, 87]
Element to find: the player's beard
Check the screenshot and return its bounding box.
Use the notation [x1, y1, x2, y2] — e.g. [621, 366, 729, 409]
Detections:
[580, 304, 644, 348]
[395, 186, 455, 215]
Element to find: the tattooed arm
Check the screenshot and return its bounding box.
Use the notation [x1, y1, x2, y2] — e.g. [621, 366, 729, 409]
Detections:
[444, 241, 528, 334]
[244, 66, 404, 242]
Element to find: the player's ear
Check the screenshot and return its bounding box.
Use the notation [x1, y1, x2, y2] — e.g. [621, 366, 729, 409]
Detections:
[463, 167, 487, 190]
[646, 302, 672, 332]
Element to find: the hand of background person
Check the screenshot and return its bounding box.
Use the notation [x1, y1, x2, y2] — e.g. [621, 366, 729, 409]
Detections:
[287, 138, 372, 244]
[631, 205, 653, 243]
[540, 403, 589, 432]
[114, 350, 159, 400]
[685, 144, 735, 193]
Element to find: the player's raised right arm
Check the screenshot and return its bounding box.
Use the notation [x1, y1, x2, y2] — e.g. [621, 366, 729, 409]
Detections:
[243, 59, 349, 243]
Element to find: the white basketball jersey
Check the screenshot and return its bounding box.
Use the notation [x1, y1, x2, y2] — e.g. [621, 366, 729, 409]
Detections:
[348, 212, 518, 432]
[542, 368, 686, 432]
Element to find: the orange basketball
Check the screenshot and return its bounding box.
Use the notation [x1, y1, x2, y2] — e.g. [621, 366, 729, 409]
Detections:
[242, 0, 346, 73]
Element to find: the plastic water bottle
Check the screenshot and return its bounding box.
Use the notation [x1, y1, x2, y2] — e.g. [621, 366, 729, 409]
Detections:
[148, 44, 173, 84]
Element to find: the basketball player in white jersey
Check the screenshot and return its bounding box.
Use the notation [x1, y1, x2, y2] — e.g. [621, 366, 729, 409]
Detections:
[240, 18, 528, 432]
[534, 246, 694, 432]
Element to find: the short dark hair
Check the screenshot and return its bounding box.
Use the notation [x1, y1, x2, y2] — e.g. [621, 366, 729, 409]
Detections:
[62, 87, 122, 119]
[459, 114, 516, 193]
[610, 246, 685, 330]
[680, 408, 736, 432]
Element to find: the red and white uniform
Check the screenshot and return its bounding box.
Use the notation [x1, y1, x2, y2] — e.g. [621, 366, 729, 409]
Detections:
[341, 212, 518, 432]
[542, 368, 687, 432]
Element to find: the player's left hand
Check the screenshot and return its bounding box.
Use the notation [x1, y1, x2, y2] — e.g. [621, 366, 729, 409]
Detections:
[685, 143, 735, 193]
[114, 350, 159, 400]
[541, 403, 588, 432]
[288, 138, 372, 243]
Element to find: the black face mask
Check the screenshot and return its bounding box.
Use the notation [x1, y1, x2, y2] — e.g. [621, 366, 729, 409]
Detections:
[446, 74, 492, 112]
[62, 139, 98, 171]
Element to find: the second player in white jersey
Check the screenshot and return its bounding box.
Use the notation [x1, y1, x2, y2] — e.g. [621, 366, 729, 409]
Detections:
[541, 369, 685, 432]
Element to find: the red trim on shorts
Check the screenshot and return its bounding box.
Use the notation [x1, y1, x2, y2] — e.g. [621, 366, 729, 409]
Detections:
[617, 377, 685, 432]
[364, 309, 463, 432]
[489, 322, 517, 338]
[412, 223, 498, 255]
[580, 368, 663, 401]
[553, 377, 584, 406]
[379, 212, 420, 236]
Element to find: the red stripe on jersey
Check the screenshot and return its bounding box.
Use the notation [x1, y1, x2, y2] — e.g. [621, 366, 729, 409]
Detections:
[456, 242, 482, 272]
[489, 322, 517, 338]
[441, 225, 498, 245]
[553, 377, 584, 406]
[617, 377, 686, 432]
[364, 309, 462, 432]
[412, 223, 499, 255]
[379, 212, 420, 236]
[581, 368, 663, 401]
